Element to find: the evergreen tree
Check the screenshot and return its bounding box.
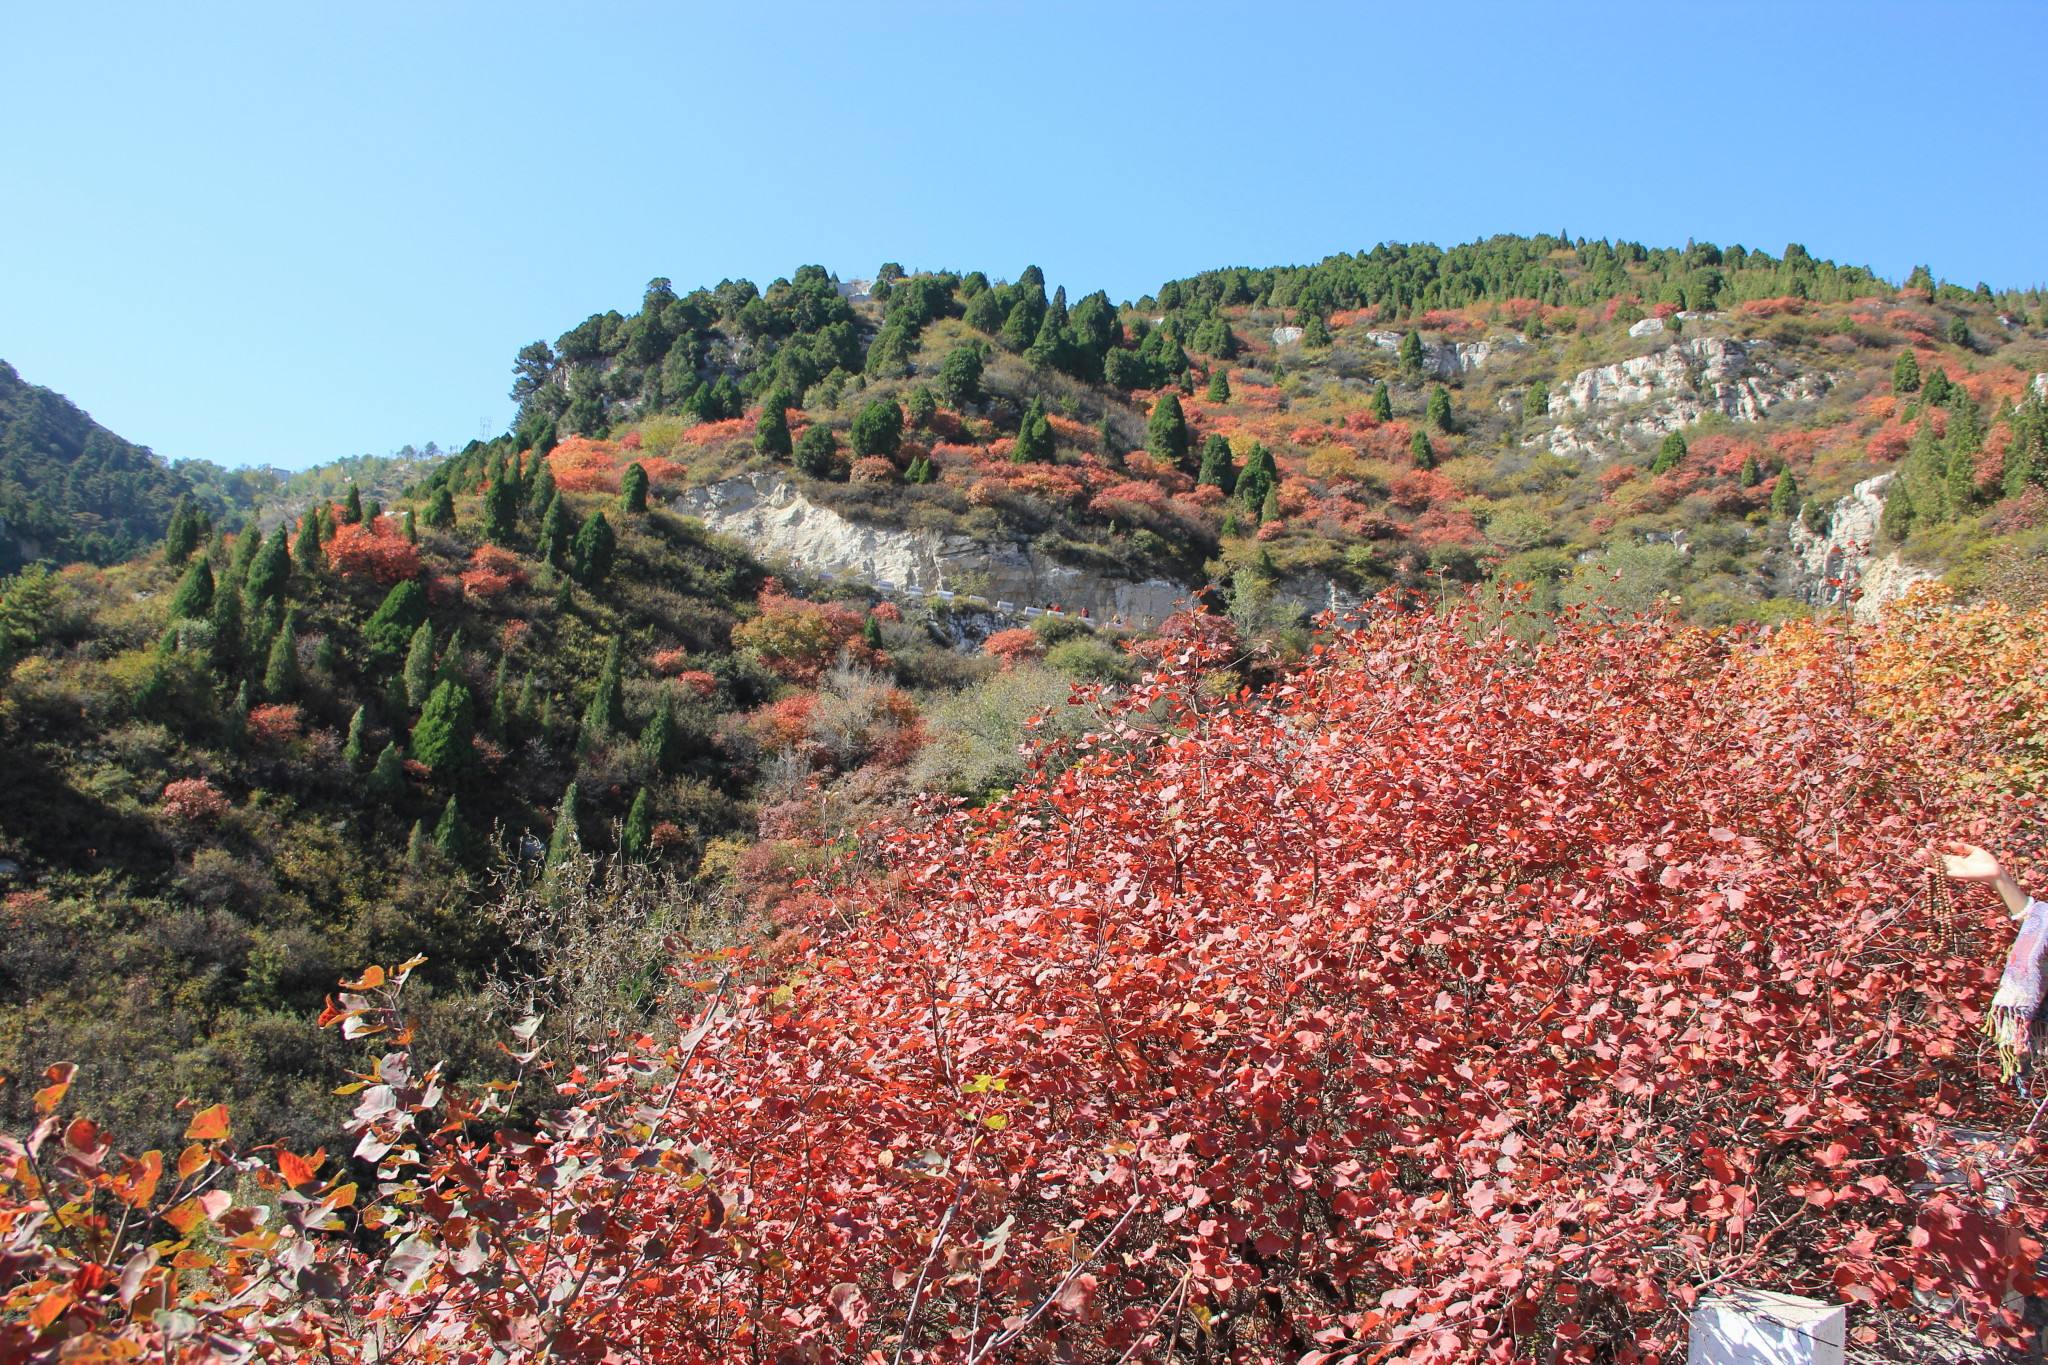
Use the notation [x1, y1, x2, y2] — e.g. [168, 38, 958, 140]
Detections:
[1258, 487, 1282, 525]
[1947, 316, 1972, 348]
[1237, 442, 1278, 511]
[1923, 367, 1953, 405]
[850, 399, 905, 458]
[641, 690, 681, 772]
[1941, 442, 1979, 520]
[905, 386, 937, 430]
[229, 519, 263, 582]
[342, 485, 364, 525]
[366, 742, 405, 801]
[1523, 381, 1550, 420]
[571, 511, 616, 585]
[223, 681, 249, 749]
[1651, 431, 1688, 475]
[363, 580, 428, 662]
[292, 512, 323, 572]
[621, 788, 653, 859]
[1893, 349, 1921, 394]
[363, 499, 382, 526]
[411, 679, 475, 779]
[480, 466, 519, 543]
[406, 819, 428, 870]
[1397, 330, 1425, 375]
[1196, 434, 1237, 494]
[793, 425, 838, 480]
[263, 611, 299, 699]
[754, 387, 794, 457]
[526, 457, 557, 518]
[862, 613, 884, 650]
[620, 461, 650, 514]
[401, 509, 417, 543]
[1410, 430, 1436, 468]
[436, 626, 468, 692]
[1013, 398, 1054, 463]
[403, 622, 437, 708]
[1770, 469, 1800, 518]
[168, 558, 215, 620]
[582, 639, 626, 739]
[1371, 382, 1393, 422]
[937, 345, 984, 407]
[1880, 478, 1915, 542]
[488, 655, 513, 738]
[343, 704, 368, 767]
[432, 796, 469, 860]
[1738, 453, 1762, 488]
[538, 493, 570, 565]
[1147, 393, 1189, 468]
[1206, 370, 1231, 403]
[208, 586, 243, 673]
[904, 454, 934, 484]
[1301, 312, 1332, 347]
[244, 527, 290, 608]
[163, 497, 202, 564]
[423, 484, 455, 529]
[1425, 386, 1453, 433]
[545, 781, 582, 871]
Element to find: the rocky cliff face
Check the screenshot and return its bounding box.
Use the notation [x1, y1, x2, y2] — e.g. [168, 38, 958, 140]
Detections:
[1776, 471, 1936, 622]
[1532, 336, 1832, 461]
[1362, 330, 1529, 379]
[675, 474, 1193, 626]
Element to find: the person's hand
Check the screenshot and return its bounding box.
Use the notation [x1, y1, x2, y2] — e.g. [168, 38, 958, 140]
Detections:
[1940, 842, 2005, 882]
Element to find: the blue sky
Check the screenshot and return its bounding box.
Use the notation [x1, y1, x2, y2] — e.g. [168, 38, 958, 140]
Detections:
[4, 1, 2044, 470]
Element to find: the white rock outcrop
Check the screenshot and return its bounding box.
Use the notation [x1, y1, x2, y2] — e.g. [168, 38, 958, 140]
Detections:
[1360, 330, 1528, 379]
[1533, 337, 1832, 460]
[1271, 325, 1304, 347]
[1779, 471, 1936, 621]
[1627, 316, 1665, 338]
[2031, 372, 2047, 402]
[676, 475, 1192, 626]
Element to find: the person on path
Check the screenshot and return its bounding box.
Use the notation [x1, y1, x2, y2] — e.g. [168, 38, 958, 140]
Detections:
[1943, 842, 2047, 1087]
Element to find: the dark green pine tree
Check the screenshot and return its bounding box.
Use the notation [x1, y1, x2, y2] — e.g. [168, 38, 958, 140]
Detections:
[1258, 487, 1282, 525]
[754, 387, 794, 458]
[526, 457, 558, 518]
[363, 498, 382, 526]
[163, 497, 203, 564]
[1236, 442, 1278, 512]
[488, 655, 513, 738]
[1738, 454, 1762, 488]
[423, 484, 456, 529]
[1923, 367, 1952, 406]
[1770, 469, 1800, 519]
[401, 509, 417, 543]
[435, 625, 468, 691]
[403, 622, 437, 708]
[480, 464, 519, 543]
[432, 796, 470, 861]
[263, 611, 300, 699]
[243, 527, 291, 608]
[1301, 312, 1332, 347]
[545, 781, 582, 872]
[1196, 434, 1237, 494]
[292, 511, 323, 572]
[1425, 386, 1453, 433]
[862, 612, 884, 649]
[362, 580, 427, 662]
[793, 425, 838, 480]
[406, 819, 429, 870]
[366, 741, 405, 800]
[538, 493, 570, 566]
[1651, 431, 1688, 475]
[1371, 382, 1393, 422]
[620, 461, 650, 514]
[850, 399, 904, 458]
[904, 454, 934, 484]
[1013, 398, 1054, 463]
[1147, 393, 1189, 469]
[1941, 442, 1979, 520]
[222, 681, 250, 749]
[411, 679, 475, 780]
[1206, 369, 1231, 403]
[621, 787, 653, 859]
[1523, 381, 1550, 420]
[1880, 478, 1915, 542]
[229, 519, 263, 582]
[208, 586, 243, 673]
[641, 690, 681, 772]
[1893, 349, 1921, 394]
[343, 704, 369, 767]
[342, 484, 364, 525]
[1397, 330, 1425, 375]
[582, 639, 625, 739]
[571, 511, 616, 585]
[168, 559, 215, 620]
[1410, 430, 1436, 469]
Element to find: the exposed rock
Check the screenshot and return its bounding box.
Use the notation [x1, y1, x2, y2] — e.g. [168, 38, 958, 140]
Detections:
[834, 278, 872, 301]
[1778, 471, 1936, 621]
[1627, 316, 1665, 338]
[2032, 373, 2048, 402]
[1271, 575, 1371, 622]
[1271, 325, 1304, 347]
[1360, 330, 1528, 379]
[1532, 336, 1832, 460]
[676, 474, 1192, 626]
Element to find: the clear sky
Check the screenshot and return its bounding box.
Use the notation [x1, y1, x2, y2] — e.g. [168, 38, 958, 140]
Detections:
[4, 1, 2044, 471]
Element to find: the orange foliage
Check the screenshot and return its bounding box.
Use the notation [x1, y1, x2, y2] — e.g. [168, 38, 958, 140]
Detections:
[460, 544, 526, 601]
[548, 436, 625, 493]
[246, 703, 303, 748]
[326, 522, 421, 585]
[981, 628, 1043, 668]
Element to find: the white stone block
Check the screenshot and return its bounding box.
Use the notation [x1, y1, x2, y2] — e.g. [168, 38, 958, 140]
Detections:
[1690, 1288, 1843, 1365]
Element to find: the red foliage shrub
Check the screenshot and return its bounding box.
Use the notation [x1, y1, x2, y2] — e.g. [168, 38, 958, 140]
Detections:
[159, 777, 229, 825]
[1387, 467, 1454, 511]
[1740, 295, 1805, 318]
[651, 648, 691, 676]
[868, 601, 901, 623]
[681, 416, 751, 445]
[619, 430, 643, 451]
[548, 436, 625, 493]
[748, 692, 817, 751]
[981, 627, 1044, 668]
[731, 581, 879, 684]
[1885, 308, 1938, 337]
[326, 522, 422, 585]
[674, 670, 718, 699]
[1652, 300, 1681, 319]
[849, 456, 898, 484]
[245, 703, 303, 748]
[460, 544, 527, 601]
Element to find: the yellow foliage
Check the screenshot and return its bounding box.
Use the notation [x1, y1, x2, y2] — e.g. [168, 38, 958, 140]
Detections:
[1304, 444, 1366, 481]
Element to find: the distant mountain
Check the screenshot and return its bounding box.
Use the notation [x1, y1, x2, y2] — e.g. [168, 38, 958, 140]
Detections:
[0, 359, 194, 571]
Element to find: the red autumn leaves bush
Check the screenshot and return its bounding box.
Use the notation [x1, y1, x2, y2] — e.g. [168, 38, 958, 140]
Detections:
[326, 521, 422, 585]
[9, 597, 2048, 1362]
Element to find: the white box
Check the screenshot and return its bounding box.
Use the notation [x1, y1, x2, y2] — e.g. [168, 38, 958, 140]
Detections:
[1689, 1288, 1844, 1365]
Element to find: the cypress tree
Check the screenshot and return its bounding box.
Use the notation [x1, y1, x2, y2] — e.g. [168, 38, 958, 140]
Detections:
[1941, 442, 1978, 519]
[343, 485, 364, 524]
[1651, 431, 1687, 475]
[582, 638, 625, 738]
[545, 781, 581, 871]
[793, 424, 838, 479]
[621, 788, 653, 859]
[1410, 430, 1436, 468]
[1301, 312, 1332, 347]
[343, 704, 368, 767]
[423, 484, 455, 529]
[480, 466, 518, 543]
[168, 559, 215, 620]
[641, 690, 680, 772]
[1425, 386, 1453, 433]
[526, 457, 557, 518]
[1893, 349, 1921, 394]
[1397, 330, 1425, 375]
[406, 819, 428, 869]
[366, 742, 405, 801]
[1922, 367, 1952, 405]
[223, 682, 250, 749]
[862, 613, 884, 649]
[571, 511, 616, 585]
[208, 587, 243, 673]
[411, 679, 475, 779]
[263, 611, 299, 699]
[363, 580, 427, 662]
[1738, 453, 1762, 488]
[1206, 370, 1231, 403]
[164, 498, 202, 564]
[1371, 382, 1393, 422]
[489, 655, 513, 738]
[1258, 487, 1281, 525]
[1770, 469, 1800, 518]
[292, 512, 323, 572]
[363, 499, 383, 526]
[1196, 434, 1237, 494]
[244, 527, 290, 608]
[850, 399, 904, 458]
[538, 493, 570, 565]
[1237, 442, 1278, 511]
[1523, 381, 1550, 419]
[432, 796, 469, 860]
[1013, 398, 1054, 463]
[620, 461, 650, 514]
[401, 509, 417, 543]
[904, 454, 934, 484]
[1146, 393, 1189, 469]
[229, 520, 262, 581]
[403, 622, 437, 708]
[754, 388, 794, 458]
[1880, 478, 1916, 542]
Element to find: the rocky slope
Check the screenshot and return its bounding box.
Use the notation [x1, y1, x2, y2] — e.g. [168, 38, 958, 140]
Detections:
[1531, 334, 1834, 461]
[1777, 471, 1935, 621]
